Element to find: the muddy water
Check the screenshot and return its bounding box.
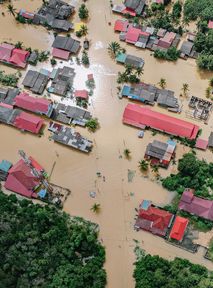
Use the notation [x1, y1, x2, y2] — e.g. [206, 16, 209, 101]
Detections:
[0, 1, 213, 288]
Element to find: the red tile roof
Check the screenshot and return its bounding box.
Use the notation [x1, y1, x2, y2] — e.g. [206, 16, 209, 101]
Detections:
[136, 203, 173, 236]
[195, 138, 208, 150]
[114, 19, 129, 32]
[13, 112, 44, 134]
[126, 26, 141, 43]
[169, 216, 189, 241]
[122, 8, 136, 16]
[123, 103, 199, 139]
[208, 21, 213, 29]
[0, 43, 14, 62]
[74, 89, 89, 100]
[14, 92, 51, 114]
[52, 47, 70, 60]
[179, 189, 213, 221]
[4, 159, 39, 198]
[9, 48, 29, 68]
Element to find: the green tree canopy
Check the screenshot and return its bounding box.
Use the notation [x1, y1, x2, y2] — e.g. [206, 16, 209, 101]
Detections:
[0, 192, 106, 288]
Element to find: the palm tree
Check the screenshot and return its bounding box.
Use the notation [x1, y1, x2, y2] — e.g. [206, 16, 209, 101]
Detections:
[80, 24, 88, 36]
[124, 148, 131, 158]
[108, 41, 121, 58]
[158, 78, 166, 89]
[7, 4, 17, 17]
[15, 41, 23, 49]
[124, 64, 134, 75]
[117, 72, 128, 84]
[91, 203, 101, 214]
[151, 165, 159, 174]
[206, 87, 211, 98]
[181, 83, 189, 97]
[138, 160, 149, 172]
[135, 67, 143, 78]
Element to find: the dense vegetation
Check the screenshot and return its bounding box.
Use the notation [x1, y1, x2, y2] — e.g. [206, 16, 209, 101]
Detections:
[184, 0, 213, 22]
[0, 192, 106, 288]
[162, 153, 213, 199]
[134, 254, 213, 288]
[154, 47, 180, 61]
[0, 70, 20, 87]
[184, 0, 213, 70]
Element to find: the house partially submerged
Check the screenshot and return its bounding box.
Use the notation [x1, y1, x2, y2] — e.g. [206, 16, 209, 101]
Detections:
[0, 43, 30, 68]
[48, 66, 75, 96]
[13, 112, 44, 134]
[123, 103, 199, 139]
[13, 92, 53, 117]
[74, 90, 89, 100]
[52, 36, 81, 60]
[121, 82, 180, 111]
[51, 102, 91, 126]
[123, 0, 146, 16]
[49, 122, 93, 153]
[135, 200, 173, 237]
[145, 139, 176, 168]
[0, 160, 12, 181]
[33, 0, 74, 31]
[0, 104, 44, 134]
[178, 189, 213, 221]
[0, 87, 19, 104]
[114, 19, 129, 32]
[22, 70, 49, 94]
[116, 53, 144, 68]
[169, 216, 189, 242]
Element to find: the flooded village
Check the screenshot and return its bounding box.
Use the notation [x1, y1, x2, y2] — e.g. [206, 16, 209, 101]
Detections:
[0, 0, 213, 287]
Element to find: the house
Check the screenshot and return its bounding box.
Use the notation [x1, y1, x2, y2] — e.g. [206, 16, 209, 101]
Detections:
[157, 89, 180, 110]
[135, 200, 173, 237]
[74, 90, 89, 100]
[145, 139, 176, 167]
[51, 102, 91, 126]
[112, 4, 126, 14]
[19, 9, 35, 20]
[33, 0, 74, 31]
[123, 103, 199, 139]
[180, 41, 194, 57]
[0, 87, 19, 104]
[208, 132, 213, 148]
[169, 216, 189, 242]
[178, 189, 213, 221]
[208, 21, 213, 29]
[4, 158, 41, 198]
[158, 32, 176, 49]
[52, 36, 81, 60]
[0, 160, 12, 181]
[114, 19, 129, 32]
[121, 84, 155, 105]
[125, 26, 141, 43]
[195, 138, 208, 150]
[22, 70, 49, 95]
[0, 43, 30, 68]
[27, 51, 39, 65]
[13, 112, 44, 134]
[13, 92, 53, 117]
[49, 122, 93, 153]
[116, 53, 144, 68]
[48, 66, 75, 96]
[124, 0, 146, 16]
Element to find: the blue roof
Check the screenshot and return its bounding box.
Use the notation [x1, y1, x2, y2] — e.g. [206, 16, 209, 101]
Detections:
[38, 189, 47, 198]
[116, 53, 127, 64]
[167, 139, 176, 147]
[121, 85, 131, 96]
[0, 160, 12, 173]
[140, 200, 151, 210]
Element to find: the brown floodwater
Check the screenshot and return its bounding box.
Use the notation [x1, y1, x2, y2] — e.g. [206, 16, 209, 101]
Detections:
[0, 1, 213, 287]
